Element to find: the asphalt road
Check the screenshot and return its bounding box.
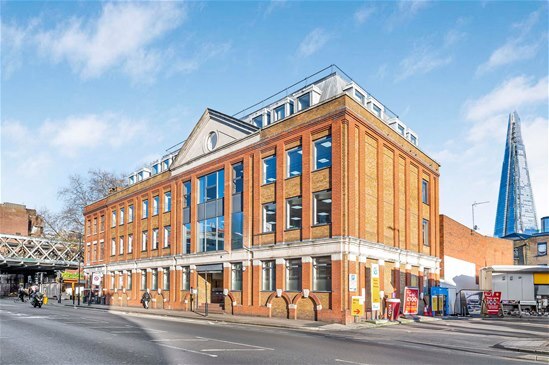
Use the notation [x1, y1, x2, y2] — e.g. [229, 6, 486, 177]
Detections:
[0, 298, 545, 365]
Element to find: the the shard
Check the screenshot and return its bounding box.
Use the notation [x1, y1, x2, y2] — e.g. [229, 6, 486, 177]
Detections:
[494, 111, 538, 237]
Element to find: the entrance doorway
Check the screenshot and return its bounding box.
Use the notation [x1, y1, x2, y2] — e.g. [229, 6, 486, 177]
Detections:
[197, 272, 224, 305]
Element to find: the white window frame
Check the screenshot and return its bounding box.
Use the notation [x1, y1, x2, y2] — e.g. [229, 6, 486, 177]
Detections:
[128, 205, 134, 222]
[111, 210, 116, 228]
[262, 155, 276, 184]
[111, 238, 116, 256]
[153, 196, 159, 216]
[313, 136, 332, 170]
[263, 202, 276, 233]
[164, 191, 171, 212]
[152, 228, 159, 250]
[163, 226, 171, 248]
[286, 196, 302, 230]
[286, 146, 302, 177]
[128, 234, 133, 254]
[142, 200, 149, 219]
[119, 236, 124, 255]
[142, 231, 148, 251]
[119, 207, 124, 225]
[313, 190, 332, 225]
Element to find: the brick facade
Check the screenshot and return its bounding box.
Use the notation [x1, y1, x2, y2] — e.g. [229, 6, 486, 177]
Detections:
[0, 202, 44, 237]
[84, 75, 441, 324]
[513, 234, 549, 265]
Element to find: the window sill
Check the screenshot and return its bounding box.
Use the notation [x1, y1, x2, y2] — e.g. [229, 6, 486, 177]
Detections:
[312, 165, 331, 173]
[261, 181, 276, 187]
[313, 290, 332, 293]
[312, 223, 331, 228]
[260, 231, 275, 235]
[285, 228, 302, 232]
[285, 174, 302, 180]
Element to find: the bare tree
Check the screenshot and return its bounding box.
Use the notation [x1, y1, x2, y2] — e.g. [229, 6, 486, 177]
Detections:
[53, 169, 126, 234]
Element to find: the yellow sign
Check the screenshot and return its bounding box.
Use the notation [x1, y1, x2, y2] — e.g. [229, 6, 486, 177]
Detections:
[43, 296, 48, 305]
[351, 296, 363, 316]
[534, 273, 549, 285]
[432, 295, 440, 311]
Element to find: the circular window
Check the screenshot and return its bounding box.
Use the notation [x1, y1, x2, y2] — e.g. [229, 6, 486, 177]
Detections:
[206, 131, 218, 151]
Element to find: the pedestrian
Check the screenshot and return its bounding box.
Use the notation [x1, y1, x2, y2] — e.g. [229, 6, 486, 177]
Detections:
[88, 290, 93, 306]
[141, 289, 151, 309]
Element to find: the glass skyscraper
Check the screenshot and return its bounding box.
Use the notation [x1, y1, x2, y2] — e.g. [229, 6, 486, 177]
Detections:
[494, 111, 538, 237]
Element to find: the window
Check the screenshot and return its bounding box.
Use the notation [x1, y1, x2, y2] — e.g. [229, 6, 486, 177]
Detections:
[314, 136, 332, 170]
[87, 220, 91, 236]
[313, 257, 332, 291]
[152, 269, 158, 290]
[127, 272, 132, 290]
[286, 146, 302, 177]
[263, 155, 276, 184]
[99, 240, 104, 260]
[286, 259, 302, 291]
[141, 270, 147, 290]
[422, 219, 430, 246]
[233, 163, 243, 194]
[152, 228, 159, 250]
[410, 135, 417, 145]
[142, 200, 149, 218]
[422, 179, 429, 204]
[164, 191, 172, 212]
[119, 236, 124, 255]
[182, 267, 190, 290]
[153, 196, 159, 216]
[163, 226, 171, 248]
[184, 223, 191, 254]
[128, 234, 133, 254]
[119, 208, 124, 225]
[538, 242, 547, 256]
[163, 159, 170, 171]
[198, 217, 225, 252]
[286, 196, 302, 229]
[253, 115, 263, 128]
[118, 274, 123, 289]
[142, 231, 148, 251]
[289, 100, 294, 115]
[206, 131, 218, 151]
[262, 261, 276, 291]
[297, 93, 310, 111]
[163, 268, 170, 290]
[354, 89, 365, 104]
[397, 124, 405, 136]
[93, 218, 97, 234]
[232, 263, 243, 291]
[111, 238, 116, 256]
[100, 215, 105, 232]
[373, 104, 382, 118]
[274, 104, 285, 121]
[263, 203, 276, 233]
[111, 211, 116, 227]
[129, 175, 135, 184]
[128, 205, 134, 223]
[110, 273, 115, 289]
[231, 212, 243, 250]
[152, 163, 160, 175]
[198, 169, 224, 203]
[183, 181, 191, 208]
[313, 190, 332, 225]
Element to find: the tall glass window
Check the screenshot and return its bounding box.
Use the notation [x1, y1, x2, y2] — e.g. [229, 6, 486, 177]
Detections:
[184, 223, 191, 254]
[198, 217, 225, 252]
[128, 234, 133, 254]
[262, 261, 276, 291]
[274, 104, 285, 121]
[286, 196, 302, 229]
[152, 228, 159, 250]
[253, 115, 263, 128]
[199, 169, 224, 203]
[231, 263, 243, 291]
[286, 146, 302, 177]
[263, 203, 276, 233]
[111, 210, 116, 227]
[118, 274, 123, 289]
[127, 272, 132, 290]
[233, 163, 243, 194]
[153, 196, 159, 215]
[163, 268, 170, 290]
[313, 257, 332, 291]
[163, 226, 171, 248]
[119, 208, 124, 225]
[142, 200, 149, 219]
[422, 179, 429, 204]
[263, 155, 276, 184]
[183, 181, 191, 208]
[313, 190, 332, 225]
[422, 219, 430, 246]
[297, 92, 310, 111]
[128, 205, 134, 223]
[164, 191, 172, 212]
[232, 212, 243, 250]
[152, 269, 158, 290]
[119, 236, 124, 255]
[141, 270, 147, 290]
[314, 136, 332, 170]
[141, 231, 148, 251]
[111, 238, 116, 256]
[182, 267, 190, 290]
[100, 215, 105, 232]
[286, 259, 302, 291]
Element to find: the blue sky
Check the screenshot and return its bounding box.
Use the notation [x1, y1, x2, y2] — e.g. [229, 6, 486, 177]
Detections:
[1, 1, 547, 236]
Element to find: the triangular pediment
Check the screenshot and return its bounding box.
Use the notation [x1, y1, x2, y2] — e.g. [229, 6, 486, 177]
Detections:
[171, 108, 258, 169]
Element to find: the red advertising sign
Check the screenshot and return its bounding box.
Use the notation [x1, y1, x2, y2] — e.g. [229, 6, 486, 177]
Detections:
[403, 287, 419, 315]
[483, 291, 502, 315]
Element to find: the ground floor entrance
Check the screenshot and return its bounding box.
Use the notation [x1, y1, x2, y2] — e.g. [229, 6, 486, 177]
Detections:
[196, 264, 224, 312]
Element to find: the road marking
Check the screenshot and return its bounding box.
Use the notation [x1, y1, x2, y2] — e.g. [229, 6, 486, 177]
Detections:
[335, 359, 371, 365]
[111, 331, 144, 334]
[195, 336, 274, 350]
[156, 343, 218, 358]
[151, 338, 208, 342]
[202, 348, 270, 352]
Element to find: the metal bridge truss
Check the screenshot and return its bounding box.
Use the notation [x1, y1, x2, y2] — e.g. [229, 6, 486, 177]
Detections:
[0, 234, 79, 271]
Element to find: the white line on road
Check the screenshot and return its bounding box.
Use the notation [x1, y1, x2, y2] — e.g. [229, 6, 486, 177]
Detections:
[195, 336, 274, 350]
[201, 348, 270, 352]
[110, 331, 144, 334]
[335, 359, 371, 365]
[156, 343, 218, 358]
[151, 338, 208, 342]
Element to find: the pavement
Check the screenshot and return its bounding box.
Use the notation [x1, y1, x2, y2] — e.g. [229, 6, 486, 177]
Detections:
[61, 300, 548, 357]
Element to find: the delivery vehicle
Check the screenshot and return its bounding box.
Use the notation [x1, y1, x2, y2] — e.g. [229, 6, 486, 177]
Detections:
[479, 265, 549, 316]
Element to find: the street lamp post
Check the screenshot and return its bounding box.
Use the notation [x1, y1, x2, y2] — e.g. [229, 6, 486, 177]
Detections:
[472, 201, 490, 231]
[77, 232, 82, 306]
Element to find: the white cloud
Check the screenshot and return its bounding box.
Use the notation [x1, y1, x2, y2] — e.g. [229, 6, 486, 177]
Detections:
[0, 20, 39, 78]
[297, 28, 330, 58]
[444, 28, 466, 48]
[35, 2, 186, 79]
[264, 0, 288, 16]
[171, 42, 232, 74]
[464, 76, 548, 123]
[396, 46, 451, 81]
[354, 5, 375, 25]
[386, 0, 429, 31]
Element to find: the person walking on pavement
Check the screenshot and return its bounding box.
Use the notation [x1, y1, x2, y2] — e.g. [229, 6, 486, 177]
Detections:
[88, 290, 93, 306]
[141, 289, 151, 309]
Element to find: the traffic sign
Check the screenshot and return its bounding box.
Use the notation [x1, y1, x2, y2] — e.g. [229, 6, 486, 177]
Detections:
[351, 296, 363, 316]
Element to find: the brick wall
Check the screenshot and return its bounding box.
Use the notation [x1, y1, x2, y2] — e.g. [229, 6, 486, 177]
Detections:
[0, 202, 44, 236]
[513, 234, 549, 265]
[440, 215, 513, 281]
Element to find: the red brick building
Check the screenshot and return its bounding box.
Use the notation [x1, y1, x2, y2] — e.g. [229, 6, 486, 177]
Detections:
[0, 202, 44, 237]
[83, 68, 441, 324]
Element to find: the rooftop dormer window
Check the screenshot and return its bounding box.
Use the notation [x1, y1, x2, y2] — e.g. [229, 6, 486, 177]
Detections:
[274, 105, 285, 122]
[129, 175, 135, 185]
[354, 89, 365, 105]
[152, 163, 160, 175]
[162, 158, 170, 171]
[297, 92, 311, 111]
[253, 115, 263, 128]
[372, 104, 382, 118]
[137, 172, 144, 181]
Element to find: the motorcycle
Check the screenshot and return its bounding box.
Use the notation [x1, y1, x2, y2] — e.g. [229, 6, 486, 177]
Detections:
[30, 292, 44, 308]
